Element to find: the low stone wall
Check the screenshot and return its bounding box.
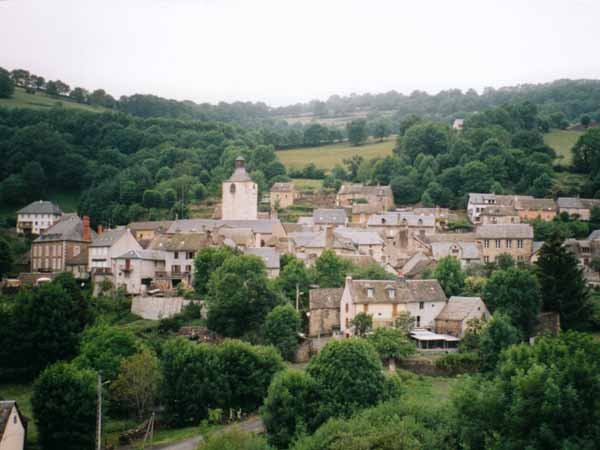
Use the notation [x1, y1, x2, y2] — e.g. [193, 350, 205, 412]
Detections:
[399, 353, 452, 377]
[131, 296, 193, 320]
[294, 335, 336, 363]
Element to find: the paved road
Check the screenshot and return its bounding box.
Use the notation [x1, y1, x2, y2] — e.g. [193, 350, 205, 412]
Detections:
[152, 416, 264, 450]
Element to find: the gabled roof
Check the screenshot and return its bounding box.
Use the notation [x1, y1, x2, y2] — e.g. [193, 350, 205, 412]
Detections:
[309, 288, 344, 310]
[476, 224, 533, 239]
[436, 296, 487, 321]
[114, 249, 166, 261]
[556, 197, 600, 210]
[515, 198, 556, 211]
[149, 233, 212, 252]
[289, 231, 326, 248]
[431, 241, 482, 260]
[0, 401, 26, 441]
[34, 215, 97, 243]
[313, 209, 347, 225]
[90, 228, 129, 247]
[401, 252, 434, 278]
[367, 212, 435, 227]
[334, 228, 384, 246]
[244, 247, 280, 269]
[17, 200, 62, 215]
[167, 219, 281, 235]
[348, 278, 446, 304]
[479, 206, 519, 217]
[589, 230, 600, 240]
[127, 220, 173, 232]
[338, 184, 392, 197]
[270, 182, 294, 193]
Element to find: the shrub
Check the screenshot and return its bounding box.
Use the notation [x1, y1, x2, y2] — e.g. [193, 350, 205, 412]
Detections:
[435, 352, 480, 375]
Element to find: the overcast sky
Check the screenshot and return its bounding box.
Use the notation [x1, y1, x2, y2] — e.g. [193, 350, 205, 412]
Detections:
[0, 0, 598, 106]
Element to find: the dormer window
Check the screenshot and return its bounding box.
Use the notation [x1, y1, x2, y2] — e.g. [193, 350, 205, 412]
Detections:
[367, 288, 374, 298]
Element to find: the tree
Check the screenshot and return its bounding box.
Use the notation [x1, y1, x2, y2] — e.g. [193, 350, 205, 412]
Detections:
[390, 175, 421, 204]
[110, 350, 161, 420]
[432, 256, 465, 297]
[207, 254, 279, 337]
[573, 127, 600, 174]
[275, 257, 311, 306]
[0, 67, 15, 98]
[536, 232, 593, 330]
[372, 119, 391, 141]
[346, 119, 368, 146]
[69, 87, 88, 104]
[367, 328, 415, 365]
[261, 369, 321, 449]
[350, 312, 373, 336]
[193, 246, 237, 296]
[393, 311, 416, 333]
[399, 122, 449, 162]
[478, 312, 521, 371]
[307, 339, 386, 419]
[581, 114, 591, 127]
[312, 249, 352, 288]
[0, 236, 13, 278]
[142, 189, 163, 208]
[264, 305, 301, 361]
[198, 427, 272, 450]
[44, 80, 58, 96]
[32, 362, 96, 450]
[350, 263, 396, 280]
[483, 267, 541, 336]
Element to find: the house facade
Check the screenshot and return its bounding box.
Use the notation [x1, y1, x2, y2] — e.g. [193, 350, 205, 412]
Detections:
[434, 296, 490, 337]
[557, 197, 600, 221]
[0, 401, 26, 450]
[308, 288, 344, 337]
[112, 250, 167, 294]
[88, 228, 142, 274]
[476, 223, 534, 263]
[479, 206, 520, 225]
[340, 276, 447, 335]
[16, 200, 62, 235]
[336, 184, 394, 211]
[270, 182, 297, 210]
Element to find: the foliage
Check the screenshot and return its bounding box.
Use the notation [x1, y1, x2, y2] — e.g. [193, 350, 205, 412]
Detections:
[307, 338, 387, 420]
[393, 311, 415, 333]
[573, 126, 600, 174]
[435, 352, 480, 375]
[483, 267, 541, 336]
[312, 249, 352, 288]
[206, 254, 279, 337]
[31, 362, 96, 450]
[274, 257, 312, 307]
[110, 350, 161, 420]
[346, 119, 368, 146]
[161, 338, 283, 425]
[264, 305, 301, 361]
[74, 323, 143, 380]
[197, 427, 272, 450]
[0, 236, 13, 278]
[452, 332, 600, 450]
[536, 232, 593, 330]
[350, 312, 373, 336]
[367, 327, 415, 363]
[261, 369, 322, 449]
[350, 263, 396, 280]
[478, 312, 521, 372]
[432, 256, 465, 297]
[0, 67, 15, 98]
[193, 246, 237, 296]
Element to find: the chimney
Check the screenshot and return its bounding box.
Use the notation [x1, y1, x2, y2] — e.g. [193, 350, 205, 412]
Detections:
[325, 225, 335, 247]
[82, 216, 91, 241]
[97, 224, 103, 237]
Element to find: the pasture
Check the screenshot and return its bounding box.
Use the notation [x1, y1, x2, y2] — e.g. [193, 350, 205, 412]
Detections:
[544, 129, 583, 165]
[0, 87, 108, 113]
[276, 138, 395, 171]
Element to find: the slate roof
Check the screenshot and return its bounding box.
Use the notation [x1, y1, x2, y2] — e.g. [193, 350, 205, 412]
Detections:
[367, 212, 435, 227]
[589, 230, 600, 240]
[149, 233, 212, 252]
[313, 209, 347, 225]
[479, 206, 519, 217]
[90, 228, 129, 247]
[436, 296, 487, 321]
[282, 223, 305, 234]
[289, 231, 326, 248]
[17, 200, 62, 215]
[127, 220, 173, 232]
[556, 197, 600, 210]
[270, 182, 294, 193]
[431, 241, 482, 260]
[0, 401, 26, 442]
[114, 249, 166, 261]
[334, 228, 384, 246]
[244, 247, 280, 269]
[227, 157, 252, 182]
[515, 198, 556, 211]
[476, 224, 533, 239]
[468, 193, 533, 207]
[167, 219, 281, 235]
[34, 215, 97, 243]
[348, 278, 446, 304]
[309, 288, 344, 310]
[218, 227, 254, 245]
[532, 241, 545, 254]
[338, 184, 392, 197]
[401, 252, 434, 278]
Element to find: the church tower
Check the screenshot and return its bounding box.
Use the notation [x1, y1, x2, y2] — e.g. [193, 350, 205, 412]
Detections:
[222, 156, 258, 220]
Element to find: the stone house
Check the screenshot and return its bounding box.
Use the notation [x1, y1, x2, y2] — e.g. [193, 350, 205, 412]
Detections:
[514, 198, 557, 221]
[312, 209, 348, 228]
[333, 228, 385, 263]
[340, 276, 447, 335]
[479, 206, 520, 225]
[287, 228, 357, 265]
[308, 288, 344, 337]
[336, 184, 394, 211]
[0, 401, 26, 450]
[112, 249, 167, 295]
[351, 203, 382, 224]
[270, 182, 297, 210]
[244, 247, 281, 278]
[467, 193, 532, 224]
[557, 197, 600, 221]
[222, 156, 258, 220]
[30, 215, 97, 276]
[434, 296, 490, 337]
[89, 227, 142, 275]
[476, 223, 534, 263]
[127, 221, 173, 247]
[16, 200, 63, 235]
[430, 241, 482, 268]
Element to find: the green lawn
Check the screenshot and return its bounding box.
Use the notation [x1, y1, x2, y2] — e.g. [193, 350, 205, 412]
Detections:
[544, 129, 583, 166]
[291, 178, 323, 191]
[0, 87, 109, 113]
[276, 138, 395, 171]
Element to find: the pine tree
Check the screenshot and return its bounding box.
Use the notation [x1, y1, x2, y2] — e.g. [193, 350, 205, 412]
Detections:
[536, 232, 593, 330]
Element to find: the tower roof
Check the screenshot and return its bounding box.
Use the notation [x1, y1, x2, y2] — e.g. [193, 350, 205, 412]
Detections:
[227, 155, 252, 182]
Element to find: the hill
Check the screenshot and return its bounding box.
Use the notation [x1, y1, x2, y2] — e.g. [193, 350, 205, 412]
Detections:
[0, 87, 109, 113]
[276, 138, 395, 171]
[543, 129, 583, 165]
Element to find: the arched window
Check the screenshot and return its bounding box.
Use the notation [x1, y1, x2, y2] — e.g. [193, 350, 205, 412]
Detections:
[230, 183, 236, 194]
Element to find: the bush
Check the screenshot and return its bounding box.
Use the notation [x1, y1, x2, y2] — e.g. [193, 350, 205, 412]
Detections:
[198, 427, 272, 450]
[367, 328, 415, 364]
[264, 305, 301, 361]
[435, 352, 480, 375]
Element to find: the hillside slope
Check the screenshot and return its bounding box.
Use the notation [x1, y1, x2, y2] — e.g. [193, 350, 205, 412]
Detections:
[0, 87, 109, 113]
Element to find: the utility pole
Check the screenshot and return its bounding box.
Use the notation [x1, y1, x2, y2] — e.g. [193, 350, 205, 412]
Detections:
[295, 283, 300, 312]
[96, 372, 102, 450]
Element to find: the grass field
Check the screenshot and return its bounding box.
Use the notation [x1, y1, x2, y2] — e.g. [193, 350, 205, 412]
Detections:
[276, 138, 395, 171]
[544, 129, 583, 165]
[0, 87, 109, 113]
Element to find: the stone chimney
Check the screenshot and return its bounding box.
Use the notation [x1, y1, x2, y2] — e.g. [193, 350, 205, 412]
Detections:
[97, 224, 103, 237]
[82, 216, 91, 241]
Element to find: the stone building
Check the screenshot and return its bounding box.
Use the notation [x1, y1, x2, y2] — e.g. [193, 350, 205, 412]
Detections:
[89, 227, 142, 274]
[16, 200, 62, 235]
[222, 156, 257, 220]
[514, 198, 557, 221]
[270, 182, 297, 210]
[308, 288, 344, 337]
[30, 215, 97, 277]
[476, 223, 534, 263]
[127, 221, 173, 247]
[479, 206, 520, 225]
[557, 197, 600, 221]
[0, 401, 26, 450]
[340, 276, 447, 335]
[336, 183, 394, 211]
[112, 249, 167, 295]
[434, 296, 490, 337]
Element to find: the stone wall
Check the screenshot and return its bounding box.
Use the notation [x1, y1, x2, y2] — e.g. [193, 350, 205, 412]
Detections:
[131, 296, 200, 320]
